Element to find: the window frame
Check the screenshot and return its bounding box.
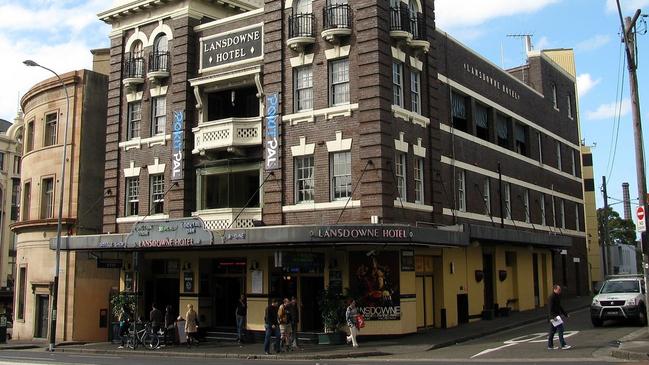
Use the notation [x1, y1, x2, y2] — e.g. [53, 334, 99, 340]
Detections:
[25, 120, 34, 153]
[483, 178, 491, 215]
[392, 61, 404, 107]
[125, 177, 140, 216]
[127, 102, 142, 140]
[17, 266, 26, 320]
[560, 198, 566, 229]
[150, 174, 165, 215]
[13, 156, 20, 175]
[567, 94, 573, 118]
[414, 157, 424, 204]
[22, 181, 31, 221]
[329, 58, 350, 107]
[151, 97, 166, 136]
[40, 177, 54, 219]
[503, 182, 511, 219]
[524, 189, 530, 223]
[457, 169, 466, 212]
[552, 83, 558, 109]
[410, 69, 421, 114]
[44, 112, 58, 147]
[575, 203, 580, 231]
[540, 193, 546, 226]
[294, 155, 315, 204]
[294, 65, 314, 112]
[395, 152, 407, 201]
[330, 151, 352, 201]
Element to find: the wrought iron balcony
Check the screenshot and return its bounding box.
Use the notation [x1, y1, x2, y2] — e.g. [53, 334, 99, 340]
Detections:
[390, 4, 412, 39]
[192, 117, 262, 154]
[123, 56, 145, 90]
[288, 13, 316, 51]
[408, 13, 430, 52]
[322, 3, 352, 42]
[148, 51, 170, 82]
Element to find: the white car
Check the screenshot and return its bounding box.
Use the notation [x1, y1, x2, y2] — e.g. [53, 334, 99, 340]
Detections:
[591, 276, 647, 327]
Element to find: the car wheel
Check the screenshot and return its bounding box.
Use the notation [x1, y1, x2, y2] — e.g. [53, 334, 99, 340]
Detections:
[591, 317, 603, 327]
[639, 305, 647, 326]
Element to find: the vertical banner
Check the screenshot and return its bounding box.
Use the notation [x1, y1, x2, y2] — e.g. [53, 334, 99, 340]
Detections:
[171, 110, 185, 181]
[349, 252, 401, 320]
[265, 93, 280, 170]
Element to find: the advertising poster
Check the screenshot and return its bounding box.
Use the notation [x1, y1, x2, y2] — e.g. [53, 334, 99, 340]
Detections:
[349, 251, 401, 320]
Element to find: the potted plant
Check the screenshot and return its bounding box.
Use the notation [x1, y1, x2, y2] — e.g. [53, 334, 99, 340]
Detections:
[317, 286, 347, 345]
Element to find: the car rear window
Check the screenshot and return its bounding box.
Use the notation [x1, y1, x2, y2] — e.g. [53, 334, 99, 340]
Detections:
[600, 280, 640, 294]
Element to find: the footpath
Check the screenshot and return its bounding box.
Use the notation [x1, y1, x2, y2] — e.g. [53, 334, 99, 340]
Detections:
[1, 296, 590, 360]
[610, 328, 649, 361]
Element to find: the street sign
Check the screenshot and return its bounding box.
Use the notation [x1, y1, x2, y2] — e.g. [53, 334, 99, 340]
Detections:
[638, 206, 646, 232]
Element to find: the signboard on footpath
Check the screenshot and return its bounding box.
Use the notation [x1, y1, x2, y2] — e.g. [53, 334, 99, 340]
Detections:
[171, 110, 184, 181]
[200, 24, 264, 72]
[265, 93, 280, 171]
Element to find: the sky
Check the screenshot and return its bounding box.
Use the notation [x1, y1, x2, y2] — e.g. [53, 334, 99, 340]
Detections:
[0, 0, 647, 219]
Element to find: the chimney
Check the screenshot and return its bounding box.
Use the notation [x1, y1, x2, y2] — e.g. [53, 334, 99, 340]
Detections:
[622, 182, 632, 220]
[525, 35, 534, 53]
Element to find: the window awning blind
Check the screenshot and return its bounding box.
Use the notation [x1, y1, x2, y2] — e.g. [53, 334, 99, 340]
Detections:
[475, 104, 488, 128]
[451, 93, 466, 119]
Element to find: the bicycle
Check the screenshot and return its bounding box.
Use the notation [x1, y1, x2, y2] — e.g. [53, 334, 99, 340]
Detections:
[126, 321, 160, 350]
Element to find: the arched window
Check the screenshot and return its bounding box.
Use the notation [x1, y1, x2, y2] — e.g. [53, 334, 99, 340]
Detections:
[154, 34, 168, 55]
[408, 0, 419, 15]
[131, 40, 143, 59]
[295, 0, 312, 14]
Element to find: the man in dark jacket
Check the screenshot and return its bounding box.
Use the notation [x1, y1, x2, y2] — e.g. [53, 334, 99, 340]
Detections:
[547, 285, 571, 350]
[263, 299, 280, 355]
[150, 304, 163, 334]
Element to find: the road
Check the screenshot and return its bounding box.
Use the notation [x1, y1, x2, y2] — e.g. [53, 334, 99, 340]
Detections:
[0, 308, 644, 365]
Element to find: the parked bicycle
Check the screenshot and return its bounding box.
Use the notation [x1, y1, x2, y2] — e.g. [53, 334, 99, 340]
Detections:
[126, 321, 161, 350]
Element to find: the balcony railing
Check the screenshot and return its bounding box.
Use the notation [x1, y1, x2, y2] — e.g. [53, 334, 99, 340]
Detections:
[124, 57, 145, 79]
[193, 208, 262, 230]
[192, 117, 262, 154]
[390, 4, 411, 35]
[323, 4, 352, 30]
[289, 12, 316, 38]
[148, 51, 170, 73]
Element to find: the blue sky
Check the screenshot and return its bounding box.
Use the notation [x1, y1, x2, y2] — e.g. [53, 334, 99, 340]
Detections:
[0, 0, 647, 220]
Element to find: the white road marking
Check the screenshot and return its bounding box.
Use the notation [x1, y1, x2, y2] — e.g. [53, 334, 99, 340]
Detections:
[471, 331, 580, 358]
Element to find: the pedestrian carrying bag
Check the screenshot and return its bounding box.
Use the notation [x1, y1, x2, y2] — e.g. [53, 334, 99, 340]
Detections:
[550, 315, 563, 327]
[356, 314, 365, 329]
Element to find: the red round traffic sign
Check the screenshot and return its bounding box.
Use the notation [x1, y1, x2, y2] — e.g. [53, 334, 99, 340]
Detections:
[638, 206, 645, 221]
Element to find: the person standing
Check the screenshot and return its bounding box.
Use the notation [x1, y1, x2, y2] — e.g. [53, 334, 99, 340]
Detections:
[278, 298, 291, 352]
[547, 284, 571, 350]
[164, 305, 175, 345]
[235, 294, 247, 344]
[185, 304, 199, 348]
[150, 303, 163, 334]
[346, 300, 359, 348]
[117, 305, 131, 349]
[263, 299, 280, 355]
[289, 296, 299, 348]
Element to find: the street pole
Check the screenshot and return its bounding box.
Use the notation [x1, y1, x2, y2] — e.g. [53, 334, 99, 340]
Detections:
[23, 60, 70, 351]
[615, 0, 649, 328]
[601, 176, 609, 277]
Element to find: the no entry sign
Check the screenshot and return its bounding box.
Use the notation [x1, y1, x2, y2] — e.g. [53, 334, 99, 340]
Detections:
[638, 206, 646, 232]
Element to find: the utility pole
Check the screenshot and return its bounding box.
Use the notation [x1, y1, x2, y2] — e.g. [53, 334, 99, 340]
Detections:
[601, 176, 610, 277]
[616, 0, 649, 328]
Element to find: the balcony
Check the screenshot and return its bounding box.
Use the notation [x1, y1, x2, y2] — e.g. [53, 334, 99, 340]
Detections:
[122, 57, 145, 91]
[408, 13, 430, 52]
[322, 4, 352, 43]
[192, 117, 262, 154]
[389, 4, 412, 40]
[288, 13, 316, 51]
[147, 51, 170, 84]
[193, 208, 262, 230]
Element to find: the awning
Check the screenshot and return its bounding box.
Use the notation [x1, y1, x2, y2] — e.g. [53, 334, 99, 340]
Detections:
[467, 224, 572, 249]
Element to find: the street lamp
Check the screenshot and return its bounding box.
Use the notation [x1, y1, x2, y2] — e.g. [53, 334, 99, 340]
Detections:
[23, 60, 70, 352]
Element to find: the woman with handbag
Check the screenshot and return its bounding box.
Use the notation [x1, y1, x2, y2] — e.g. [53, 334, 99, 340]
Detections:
[185, 304, 199, 348]
[345, 300, 360, 348]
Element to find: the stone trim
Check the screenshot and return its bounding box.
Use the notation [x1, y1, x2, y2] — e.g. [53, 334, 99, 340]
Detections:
[126, 91, 143, 103]
[290, 53, 315, 67]
[325, 45, 351, 60]
[391, 46, 406, 62]
[413, 138, 426, 157]
[290, 137, 316, 157]
[409, 56, 423, 71]
[123, 161, 141, 178]
[394, 132, 409, 153]
[282, 200, 361, 212]
[394, 200, 434, 212]
[147, 157, 166, 175]
[326, 131, 352, 152]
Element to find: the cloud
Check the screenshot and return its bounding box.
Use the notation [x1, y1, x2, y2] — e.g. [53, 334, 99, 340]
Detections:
[606, 0, 649, 12]
[585, 98, 631, 120]
[0, 1, 105, 33]
[576, 34, 611, 52]
[577, 74, 602, 98]
[435, 0, 561, 28]
[535, 36, 551, 50]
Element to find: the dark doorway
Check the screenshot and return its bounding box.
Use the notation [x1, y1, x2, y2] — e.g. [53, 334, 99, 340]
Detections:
[482, 253, 495, 310]
[35, 294, 49, 338]
[300, 277, 324, 332]
[574, 262, 581, 296]
[213, 277, 243, 327]
[457, 294, 469, 324]
[533, 253, 540, 307]
[155, 278, 180, 318]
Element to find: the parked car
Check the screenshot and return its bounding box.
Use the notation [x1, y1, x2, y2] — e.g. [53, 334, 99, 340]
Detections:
[591, 275, 647, 327]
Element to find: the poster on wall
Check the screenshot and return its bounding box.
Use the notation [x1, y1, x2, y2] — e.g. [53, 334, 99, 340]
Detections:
[349, 251, 401, 320]
[251, 270, 263, 294]
[184, 271, 194, 293]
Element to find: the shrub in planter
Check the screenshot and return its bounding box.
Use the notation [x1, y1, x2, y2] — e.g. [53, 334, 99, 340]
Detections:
[317, 287, 348, 345]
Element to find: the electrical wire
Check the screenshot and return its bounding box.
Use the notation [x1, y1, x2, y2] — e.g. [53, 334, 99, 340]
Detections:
[605, 39, 624, 180]
[605, 39, 627, 183]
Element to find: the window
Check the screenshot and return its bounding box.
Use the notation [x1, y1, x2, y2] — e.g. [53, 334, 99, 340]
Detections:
[575, 203, 580, 231]
[552, 83, 558, 109]
[392, 62, 403, 107]
[44, 112, 58, 146]
[451, 92, 468, 132]
[22, 182, 31, 220]
[559, 199, 565, 228]
[457, 169, 466, 212]
[295, 156, 315, 203]
[475, 103, 489, 141]
[556, 141, 562, 171]
[540, 193, 546, 226]
[551, 196, 557, 227]
[126, 177, 140, 216]
[0, 152, 5, 171]
[11, 180, 20, 221]
[13, 156, 20, 175]
[503, 182, 511, 219]
[583, 153, 593, 167]
[150, 174, 164, 214]
[331, 151, 352, 200]
[294, 66, 314, 112]
[496, 114, 509, 148]
[25, 121, 34, 153]
[153, 34, 168, 54]
[524, 189, 530, 223]
[17, 267, 26, 320]
[127, 102, 142, 139]
[414, 158, 424, 204]
[207, 86, 259, 120]
[537, 132, 543, 164]
[40, 177, 54, 219]
[395, 152, 407, 201]
[483, 178, 491, 215]
[131, 40, 144, 58]
[567, 94, 573, 118]
[514, 123, 527, 155]
[410, 69, 421, 113]
[330, 58, 350, 106]
[151, 97, 166, 135]
[571, 149, 577, 176]
[295, 0, 312, 13]
[202, 169, 260, 209]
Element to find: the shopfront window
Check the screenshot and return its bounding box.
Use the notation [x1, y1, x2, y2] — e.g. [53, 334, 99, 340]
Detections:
[201, 169, 260, 209]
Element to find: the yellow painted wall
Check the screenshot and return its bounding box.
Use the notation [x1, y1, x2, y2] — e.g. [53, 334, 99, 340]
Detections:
[516, 248, 535, 311]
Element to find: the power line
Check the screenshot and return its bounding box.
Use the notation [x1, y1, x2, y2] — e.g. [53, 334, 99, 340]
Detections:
[605, 39, 627, 183]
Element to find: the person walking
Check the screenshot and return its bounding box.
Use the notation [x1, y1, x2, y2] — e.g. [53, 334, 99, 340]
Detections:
[346, 300, 359, 348]
[278, 298, 292, 352]
[164, 305, 175, 345]
[289, 296, 299, 348]
[185, 304, 199, 348]
[263, 299, 280, 355]
[547, 284, 571, 350]
[150, 303, 163, 334]
[235, 294, 247, 344]
[117, 305, 130, 349]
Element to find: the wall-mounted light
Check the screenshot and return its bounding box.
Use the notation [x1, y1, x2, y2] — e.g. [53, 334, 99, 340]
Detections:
[498, 270, 508, 282]
[450, 262, 455, 274]
[475, 270, 484, 283]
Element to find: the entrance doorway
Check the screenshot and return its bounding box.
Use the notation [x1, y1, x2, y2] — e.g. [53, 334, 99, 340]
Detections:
[213, 277, 243, 327]
[35, 294, 49, 338]
[144, 259, 180, 320]
[300, 277, 324, 332]
[483, 253, 495, 310]
[201, 258, 247, 329]
[416, 275, 434, 328]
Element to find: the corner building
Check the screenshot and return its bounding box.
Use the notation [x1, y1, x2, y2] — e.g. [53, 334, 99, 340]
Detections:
[58, 0, 586, 339]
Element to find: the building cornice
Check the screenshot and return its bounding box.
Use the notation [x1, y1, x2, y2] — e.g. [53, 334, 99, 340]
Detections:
[10, 218, 77, 234]
[98, 0, 259, 24]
